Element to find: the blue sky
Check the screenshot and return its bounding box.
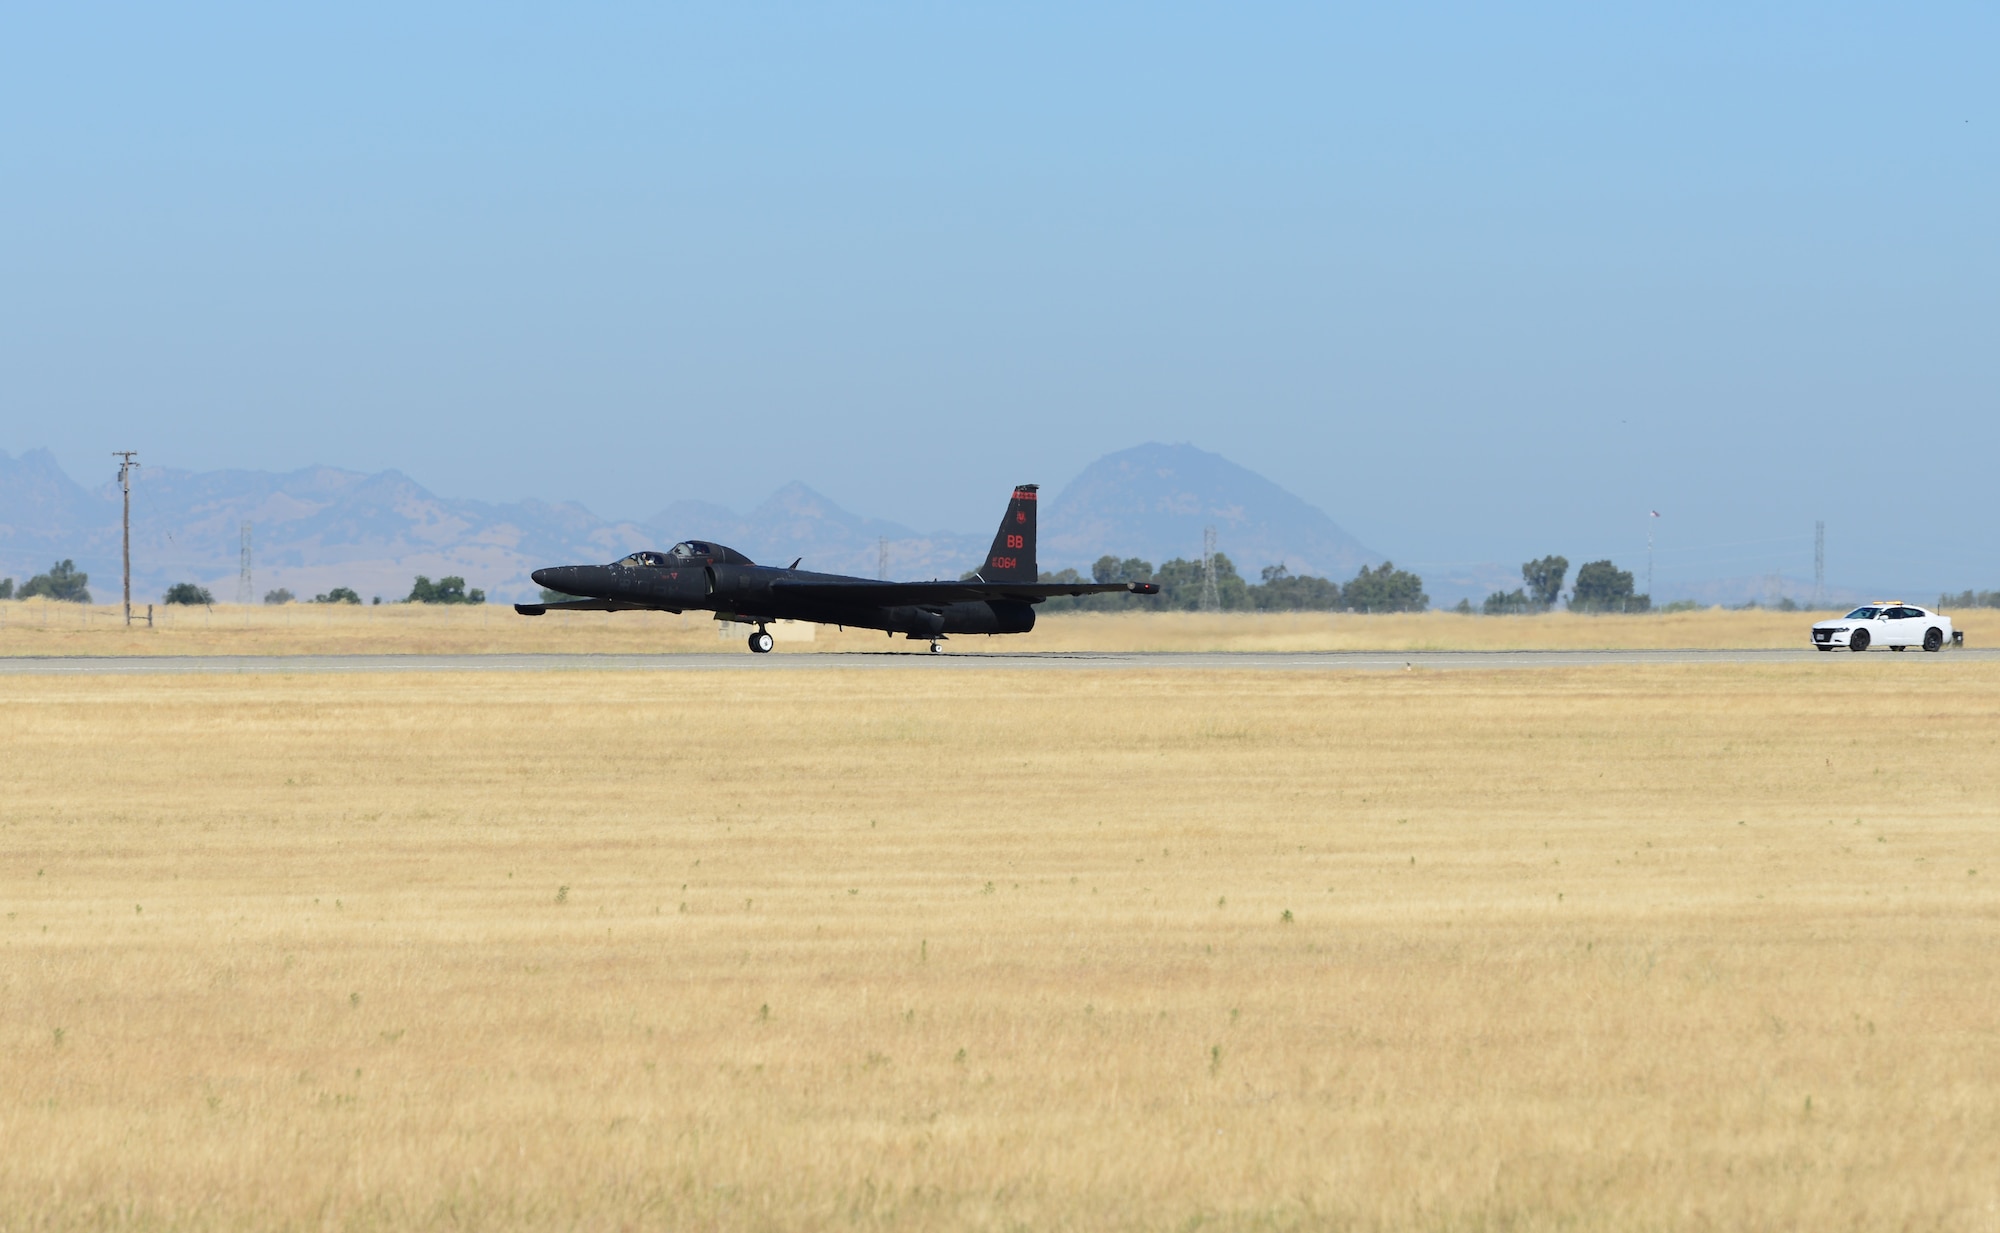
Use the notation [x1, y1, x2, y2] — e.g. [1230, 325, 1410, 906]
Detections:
[3, 4, 1994, 595]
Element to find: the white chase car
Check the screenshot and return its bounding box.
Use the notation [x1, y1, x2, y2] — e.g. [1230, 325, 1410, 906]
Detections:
[1812, 602, 1956, 652]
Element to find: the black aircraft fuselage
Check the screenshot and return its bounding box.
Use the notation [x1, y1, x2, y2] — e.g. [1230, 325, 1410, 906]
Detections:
[516, 485, 1156, 652]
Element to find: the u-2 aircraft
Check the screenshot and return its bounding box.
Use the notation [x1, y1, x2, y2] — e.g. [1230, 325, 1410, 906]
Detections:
[516, 485, 1159, 652]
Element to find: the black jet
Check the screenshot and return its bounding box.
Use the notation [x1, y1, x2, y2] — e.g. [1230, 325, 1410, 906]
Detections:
[517, 485, 1158, 652]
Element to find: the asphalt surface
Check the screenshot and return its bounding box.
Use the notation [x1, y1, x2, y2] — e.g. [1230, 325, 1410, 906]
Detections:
[2, 648, 1993, 675]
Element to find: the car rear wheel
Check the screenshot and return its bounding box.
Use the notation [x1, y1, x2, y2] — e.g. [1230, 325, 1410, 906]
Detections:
[1924, 627, 1943, 652]
[1849, 629, 1870, 652]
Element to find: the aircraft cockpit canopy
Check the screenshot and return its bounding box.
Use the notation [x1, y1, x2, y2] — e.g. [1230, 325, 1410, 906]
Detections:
[670, 541, 754, 565]
[617, 551, 673, 568]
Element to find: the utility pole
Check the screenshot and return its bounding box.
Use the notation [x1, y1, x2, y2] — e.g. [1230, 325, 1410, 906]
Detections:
[238, 522, 253, 605]
[1813, 520, 1825, 607]
[878, 536, 889, 581]
[1646, 509, 1660, 600]
[1200, 526, 1219, 612]
[114, 451, 139, 625]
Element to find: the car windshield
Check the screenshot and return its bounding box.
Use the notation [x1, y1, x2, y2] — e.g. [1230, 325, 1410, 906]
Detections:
[1844, 607, 1880, 620]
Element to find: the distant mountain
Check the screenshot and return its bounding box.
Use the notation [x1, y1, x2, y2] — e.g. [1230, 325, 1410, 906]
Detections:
[0, 449, 660, 604]
[1042, 443, 1381, 579]
[644, 482, 984, 581]
[0, 443, 1392, 605]
[0, 451, 987, 603]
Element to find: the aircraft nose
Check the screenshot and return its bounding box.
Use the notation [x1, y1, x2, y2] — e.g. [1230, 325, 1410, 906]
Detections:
[532, 566, 580, 590]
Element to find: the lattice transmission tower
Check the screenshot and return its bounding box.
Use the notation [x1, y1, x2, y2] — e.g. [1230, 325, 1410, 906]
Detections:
[1813, 521, 1824, 606]
[1199, 527, 1219, 612]
[238, 522, 253, 605]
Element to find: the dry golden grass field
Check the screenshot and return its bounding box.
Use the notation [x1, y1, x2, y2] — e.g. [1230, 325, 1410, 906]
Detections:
[5, 662, 2000, 1231]
[0, 599, 1941, 656]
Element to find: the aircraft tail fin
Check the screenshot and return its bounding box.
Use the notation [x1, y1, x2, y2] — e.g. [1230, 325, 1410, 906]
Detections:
[977, 485, 1037, 582]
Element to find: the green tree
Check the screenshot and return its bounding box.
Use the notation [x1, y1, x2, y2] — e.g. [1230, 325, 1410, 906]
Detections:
[1569, 560, 1650, 613]
[1939, 590, 2000, 609]
[1521, 555, 1569, 608]
[1343, 561, 1427, 613]
[1250, 564, 1341, 611]
[1048, 556, 1160, 612]
[1151, 553, 1248, 610]
[263, 588, 295, 605]
[162, 582, 215, 605]
[407, 575, 486, 605]
[0, 577, 13, 600]
[1482, 588, 1534, 615]
[19, 560, 91, 603]
[314, 586, 362, 604]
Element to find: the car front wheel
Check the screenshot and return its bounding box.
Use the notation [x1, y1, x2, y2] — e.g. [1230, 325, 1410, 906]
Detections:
[1849, 628, 1870, 652]
[1924, 627, 1944, 652]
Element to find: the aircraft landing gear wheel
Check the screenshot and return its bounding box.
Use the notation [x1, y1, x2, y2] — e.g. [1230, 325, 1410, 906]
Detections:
[1924, 628, 1943, 652]
[1849, 629, 1869, 652]
[928, 641, 942, 654]
[749, 629, 774, 654]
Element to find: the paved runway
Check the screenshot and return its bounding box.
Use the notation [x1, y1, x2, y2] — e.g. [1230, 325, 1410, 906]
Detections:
[2, 648, 1992, 675]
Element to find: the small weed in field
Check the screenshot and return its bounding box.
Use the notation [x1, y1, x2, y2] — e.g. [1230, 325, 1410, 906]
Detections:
[1281, 909, 1294, 923]
[920, 939, 927, 961]
[556, 885, 569, 904]
[758, 1004, 769, 1022]
[954, 1048, 967, 1065]
[349, 992, 360, 1008]
[1209, 1045, 1222, 1075]
[982, 881, 995, 894]
[864, 1052, 890, 1071]
[134, 904, 141, 914]
[1217, 896, 1226, 907]
[52, 1027, 64, 1048]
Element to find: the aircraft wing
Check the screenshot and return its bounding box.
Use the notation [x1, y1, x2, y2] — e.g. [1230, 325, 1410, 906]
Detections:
[768, 580, 1159, 606]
